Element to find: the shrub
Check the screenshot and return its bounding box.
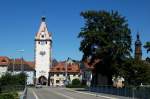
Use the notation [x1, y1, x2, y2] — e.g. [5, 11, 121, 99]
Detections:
[0, 72, 27, 86]
[72, 79, 80, 86]
[66, 79, 88, 88]
[0, 93, 15, 99]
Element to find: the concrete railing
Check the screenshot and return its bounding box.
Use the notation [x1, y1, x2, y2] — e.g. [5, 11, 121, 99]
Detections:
[20, 87, 27, 99]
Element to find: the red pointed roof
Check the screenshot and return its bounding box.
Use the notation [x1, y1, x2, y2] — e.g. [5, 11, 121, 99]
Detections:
[35, 17, 52, 40]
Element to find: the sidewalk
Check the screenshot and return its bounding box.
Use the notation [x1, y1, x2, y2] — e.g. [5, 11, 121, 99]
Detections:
[64, 88, 132, 99]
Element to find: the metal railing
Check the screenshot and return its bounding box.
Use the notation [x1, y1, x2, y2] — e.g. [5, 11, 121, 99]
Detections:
[88, 85, 150, 99]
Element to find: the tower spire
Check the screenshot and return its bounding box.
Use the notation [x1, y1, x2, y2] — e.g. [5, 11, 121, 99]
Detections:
[35, 16, 52, 41]
[41, 16, 46, 22]
[137, 32, 140, 40]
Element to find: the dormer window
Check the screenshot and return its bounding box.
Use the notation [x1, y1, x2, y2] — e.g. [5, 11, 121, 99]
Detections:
[1, 59, 6, 62]
[57, 68, 60, 71]
[68, 68, 72, 70]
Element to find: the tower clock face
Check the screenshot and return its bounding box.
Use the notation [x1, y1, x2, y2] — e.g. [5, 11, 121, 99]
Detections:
[41, 41, 45, 45]
[39, 51, 46, 56]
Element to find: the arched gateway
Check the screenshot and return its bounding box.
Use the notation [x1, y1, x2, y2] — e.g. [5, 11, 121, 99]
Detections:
[35, 17, 52, 85]
[38, 76, 47, 85]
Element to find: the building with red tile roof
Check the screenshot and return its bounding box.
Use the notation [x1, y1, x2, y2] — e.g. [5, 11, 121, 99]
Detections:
[49, 58, 81, 87]
[0, 56, 35, 85]
[50, 61, 80, 73]
[0, 56, 10, 66]
[8, 59, 35, 72]
[0, 56, 10, 77]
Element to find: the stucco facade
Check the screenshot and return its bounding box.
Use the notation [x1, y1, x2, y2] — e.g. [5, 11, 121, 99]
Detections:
[49, 59, 81, 86]
[35, 17, 52, 85]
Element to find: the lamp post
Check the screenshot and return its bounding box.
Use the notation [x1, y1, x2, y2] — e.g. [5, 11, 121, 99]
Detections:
[10, 56, 15, 75]
[91, 44, 98, 55]
[13, 58, 15, 74]
[16, 49, 24, 72]
[65, 57, 69, 86]
[16, 49, 27, 87]
[90, 44, 98, 86]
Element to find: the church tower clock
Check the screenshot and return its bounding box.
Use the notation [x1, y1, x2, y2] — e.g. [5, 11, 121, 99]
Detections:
[35, 17, 52, 85]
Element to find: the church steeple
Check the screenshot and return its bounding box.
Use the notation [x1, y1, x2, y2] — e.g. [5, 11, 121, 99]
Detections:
[135, 32, 142, 61]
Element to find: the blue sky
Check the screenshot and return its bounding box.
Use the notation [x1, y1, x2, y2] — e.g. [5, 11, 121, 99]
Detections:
[0, 0, 149, 61]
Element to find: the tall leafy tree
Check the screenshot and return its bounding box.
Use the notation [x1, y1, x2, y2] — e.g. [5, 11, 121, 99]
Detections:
[78, 10, 132, 84]
[144, 42, 150, 53]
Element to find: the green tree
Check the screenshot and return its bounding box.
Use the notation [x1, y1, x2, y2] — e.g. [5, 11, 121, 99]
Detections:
[144, 42, 150, 53]
[0, 72, 27, 85]
[0, 73, 14, 85]
[78, 10, 132, 84]
[122, 59, 150, 86]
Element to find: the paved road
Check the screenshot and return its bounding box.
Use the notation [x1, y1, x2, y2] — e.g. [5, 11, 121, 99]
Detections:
[27, 87, 129, 99]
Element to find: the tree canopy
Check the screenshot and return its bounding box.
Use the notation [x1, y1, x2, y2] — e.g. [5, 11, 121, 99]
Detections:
[144, 42, 150, 53]
[78, 10, 132, 79]
[122, 59, 150, 86]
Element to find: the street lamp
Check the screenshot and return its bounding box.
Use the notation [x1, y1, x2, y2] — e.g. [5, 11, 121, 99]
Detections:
[13, 58, 15, 74]
[16, 49, 27, 87]
[16, 49, 24, 72]
[65, 57, 70, 86]
[10, 56, 15, 74]
[91, 44, 98, 55]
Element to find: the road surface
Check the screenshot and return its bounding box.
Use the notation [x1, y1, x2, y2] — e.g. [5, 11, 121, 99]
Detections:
[27, 87, 128, 99]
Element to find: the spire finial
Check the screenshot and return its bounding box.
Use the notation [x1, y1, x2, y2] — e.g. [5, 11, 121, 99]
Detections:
[137, 32, 140, 40]
[41, 16, 46, 22]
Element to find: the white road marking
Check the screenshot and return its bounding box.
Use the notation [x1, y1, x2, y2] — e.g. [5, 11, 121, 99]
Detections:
[64, 88, 119, 99]
[52, 91, 75, 99]
[32, 89, 39, 99]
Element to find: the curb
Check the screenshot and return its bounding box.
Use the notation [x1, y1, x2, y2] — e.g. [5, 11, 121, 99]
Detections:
[63, 88, 119, 99]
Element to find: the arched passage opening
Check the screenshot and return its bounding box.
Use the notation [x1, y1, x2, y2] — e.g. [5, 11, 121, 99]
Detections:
[38, 76, 47, 85]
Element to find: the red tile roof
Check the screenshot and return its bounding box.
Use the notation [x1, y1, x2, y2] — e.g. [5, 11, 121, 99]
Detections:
[8, 59, 35, 71]
[50, 62, 80, 73]
[0, 56, 10, 66]
[0, 56, 35, 71]
[25, 61, 35, 69]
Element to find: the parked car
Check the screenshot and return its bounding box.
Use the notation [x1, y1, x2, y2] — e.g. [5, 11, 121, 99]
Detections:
[35, 83, 42, 88]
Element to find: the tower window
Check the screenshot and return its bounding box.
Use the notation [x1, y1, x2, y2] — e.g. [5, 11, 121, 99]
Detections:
[46, 41, 47, 44]
[38, 41, 40, 44]
[56, 80, 59, 83]
[41, 35, 44, 38]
